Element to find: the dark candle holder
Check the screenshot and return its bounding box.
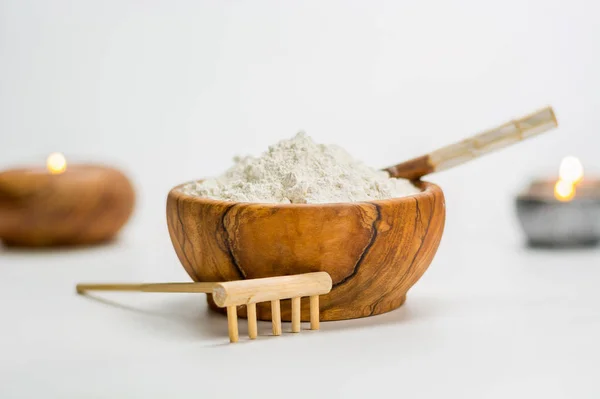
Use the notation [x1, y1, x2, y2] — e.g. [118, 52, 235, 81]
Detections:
[515, 179, 600, 247]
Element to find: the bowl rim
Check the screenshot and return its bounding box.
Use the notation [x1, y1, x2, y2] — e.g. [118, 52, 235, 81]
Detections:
[168, 179, 442, 209]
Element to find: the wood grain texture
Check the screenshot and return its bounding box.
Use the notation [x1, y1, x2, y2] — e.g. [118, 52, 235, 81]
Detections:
[0, 165, 135, 247]
[166, 181, 445, 321]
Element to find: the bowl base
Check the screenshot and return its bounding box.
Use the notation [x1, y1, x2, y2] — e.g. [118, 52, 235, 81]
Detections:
[206, 293, 407, 322]
[1, 236, 117, 248]
[527, 238, 599, 249]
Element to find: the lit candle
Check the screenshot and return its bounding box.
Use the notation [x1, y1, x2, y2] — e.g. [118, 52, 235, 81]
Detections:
[553, 156, 583, 202]
[0, 154, 135, 247]
[47, 152, 67, 175]
[516, 156, 600, 247]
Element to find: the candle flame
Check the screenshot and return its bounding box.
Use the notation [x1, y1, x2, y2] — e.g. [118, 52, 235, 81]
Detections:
[47, 152, 67, 174]
[558, 156, 583, 183]
[553, 156, 583, 202]
[554, 179, 575, 202]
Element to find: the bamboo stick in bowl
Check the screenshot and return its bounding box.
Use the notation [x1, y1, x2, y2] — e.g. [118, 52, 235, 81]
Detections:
[385, 106, 558, 180]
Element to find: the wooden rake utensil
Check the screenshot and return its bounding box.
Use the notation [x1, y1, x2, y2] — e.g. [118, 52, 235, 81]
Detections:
[76, 272, 333, 343]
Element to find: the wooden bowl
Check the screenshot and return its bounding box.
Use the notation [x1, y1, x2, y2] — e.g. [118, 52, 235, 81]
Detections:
[0, 165, 135, 247]
[166, 181, 445, 321]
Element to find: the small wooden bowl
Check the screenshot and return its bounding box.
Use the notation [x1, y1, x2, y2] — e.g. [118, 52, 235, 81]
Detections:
[166, 181, 445, 322]
[0, 165, 135, 247]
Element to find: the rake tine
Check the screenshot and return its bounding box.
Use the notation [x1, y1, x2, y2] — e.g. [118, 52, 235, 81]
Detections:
[247, 303, 258, 339]
[271, 300, 282, 336]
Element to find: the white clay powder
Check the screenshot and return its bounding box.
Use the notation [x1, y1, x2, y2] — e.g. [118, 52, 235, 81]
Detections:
[182, 132, 420, 204]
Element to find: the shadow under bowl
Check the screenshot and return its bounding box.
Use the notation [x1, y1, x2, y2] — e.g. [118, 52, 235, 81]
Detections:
[166, 181, 446, 322]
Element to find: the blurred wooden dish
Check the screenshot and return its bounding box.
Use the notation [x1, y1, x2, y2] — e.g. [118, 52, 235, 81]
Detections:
[0, 165, 135, 247]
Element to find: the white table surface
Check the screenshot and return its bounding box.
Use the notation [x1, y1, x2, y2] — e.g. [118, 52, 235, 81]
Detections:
[3, 1, 600, 397]
[2, 201, 599, 399]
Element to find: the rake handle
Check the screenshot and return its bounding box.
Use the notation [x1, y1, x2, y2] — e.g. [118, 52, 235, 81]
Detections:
[75, 282, 216, 294]
[76, 272, 332, 307]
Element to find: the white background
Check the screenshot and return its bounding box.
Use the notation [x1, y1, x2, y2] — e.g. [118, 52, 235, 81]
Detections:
[1, 1, 599, 398]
